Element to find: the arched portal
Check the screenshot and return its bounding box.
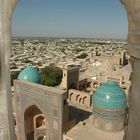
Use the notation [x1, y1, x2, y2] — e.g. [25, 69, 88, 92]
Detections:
[24, 105, 48, 140]
[15, 80, 65, 140]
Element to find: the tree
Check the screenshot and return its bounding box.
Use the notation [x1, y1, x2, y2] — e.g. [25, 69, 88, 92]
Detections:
[75, 48, 84, 53]
[41, 66, 63, 87]
[77, 53, 88, 59]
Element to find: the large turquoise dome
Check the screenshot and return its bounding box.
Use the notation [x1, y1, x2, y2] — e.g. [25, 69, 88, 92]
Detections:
[93, 81, 127, 111]
[18, 66, 41, 84]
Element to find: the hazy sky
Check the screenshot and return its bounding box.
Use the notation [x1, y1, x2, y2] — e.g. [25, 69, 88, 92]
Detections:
[12, 0, 128, 39]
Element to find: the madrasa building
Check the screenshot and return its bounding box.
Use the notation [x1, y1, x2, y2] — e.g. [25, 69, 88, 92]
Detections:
[13, 65, 128, 140]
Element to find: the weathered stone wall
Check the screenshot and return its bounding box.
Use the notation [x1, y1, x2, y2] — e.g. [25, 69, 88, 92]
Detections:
[0, 0, 18, 139]
[121, 0, 140, 140]
[68, 89, 91, 108]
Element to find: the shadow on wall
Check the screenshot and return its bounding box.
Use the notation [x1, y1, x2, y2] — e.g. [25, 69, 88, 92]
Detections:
[69, 105, 92, 124]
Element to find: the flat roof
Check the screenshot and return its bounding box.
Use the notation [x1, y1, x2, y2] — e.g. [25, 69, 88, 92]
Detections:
[65, 115, 124, 140]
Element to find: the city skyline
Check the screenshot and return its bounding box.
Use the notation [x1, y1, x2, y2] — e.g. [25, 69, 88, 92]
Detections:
[12, 0, 128, 39]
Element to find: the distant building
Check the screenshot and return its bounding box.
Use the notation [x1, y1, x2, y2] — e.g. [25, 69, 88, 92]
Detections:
[60, 64, 79, 90]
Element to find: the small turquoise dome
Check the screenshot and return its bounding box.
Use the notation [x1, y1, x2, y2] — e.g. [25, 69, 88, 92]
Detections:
[18, 66, 41, 84]
[93, 81, 127, 110]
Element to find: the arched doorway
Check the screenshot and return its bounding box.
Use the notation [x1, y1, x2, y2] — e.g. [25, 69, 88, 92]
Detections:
[24, 105, 47, 140]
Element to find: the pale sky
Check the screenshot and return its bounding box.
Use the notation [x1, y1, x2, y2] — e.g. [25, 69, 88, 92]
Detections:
[12, 0, 128, 39]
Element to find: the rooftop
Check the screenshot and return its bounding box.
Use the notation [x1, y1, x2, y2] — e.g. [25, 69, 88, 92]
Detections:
[65, 115, 124, 140]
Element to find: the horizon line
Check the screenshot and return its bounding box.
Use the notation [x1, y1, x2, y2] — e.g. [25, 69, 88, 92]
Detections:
[12, 36, 127, 40]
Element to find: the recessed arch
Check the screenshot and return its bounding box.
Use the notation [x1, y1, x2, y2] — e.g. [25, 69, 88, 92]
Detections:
[69, 92, 74, 101]
[79, 98, 82, 104]
[83, 96, 87, 105]
[34, 114, 46, 128]
[76, 94, 80, 102]
[23, 102, 45, 116]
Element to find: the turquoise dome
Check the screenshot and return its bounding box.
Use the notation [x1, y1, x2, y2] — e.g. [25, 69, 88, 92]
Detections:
[18, 67, 41, 84]
[93, 81, 127, 111]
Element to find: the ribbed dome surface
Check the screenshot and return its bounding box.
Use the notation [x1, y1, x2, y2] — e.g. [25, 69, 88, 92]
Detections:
[93, 81, 127, 110]
[18, 66, 41, 84]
